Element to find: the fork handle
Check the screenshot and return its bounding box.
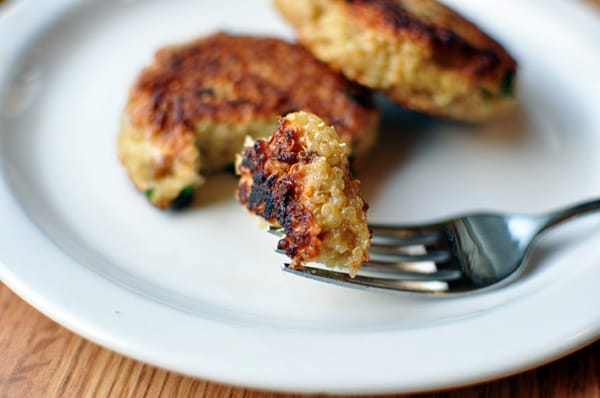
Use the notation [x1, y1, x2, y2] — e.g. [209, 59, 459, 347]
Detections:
[540, 198, 600, 231]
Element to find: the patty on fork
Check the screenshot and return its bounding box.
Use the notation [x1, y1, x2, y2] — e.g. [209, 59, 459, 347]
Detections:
[274, 0, 517, 121]
[117, 32, 379, 208]
[237, 111, 370, 276]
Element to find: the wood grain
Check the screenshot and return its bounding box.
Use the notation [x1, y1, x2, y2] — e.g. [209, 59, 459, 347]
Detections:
[0, 284, 599, 398]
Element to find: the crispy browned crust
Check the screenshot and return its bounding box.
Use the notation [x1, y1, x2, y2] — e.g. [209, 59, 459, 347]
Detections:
[237, 118, 323, 264]
[275, 0, 517, 120]
[237, 111, 370, 273]
[343, 0, 516, 82]
[127, 32, 377, 146]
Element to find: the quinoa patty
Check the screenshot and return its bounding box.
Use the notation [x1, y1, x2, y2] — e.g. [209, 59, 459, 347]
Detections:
[118, 33, 379, 208]
[274, 0, 517, 121]
[237, 111, 370, 276]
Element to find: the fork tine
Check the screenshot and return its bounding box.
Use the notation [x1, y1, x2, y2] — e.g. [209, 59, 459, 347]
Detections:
[271, 225, 443, 248]
[360, 261, 461, 279]
[267, 225, 285, 236]
[275, 248, 450, 266]
[370, 224, 443, 247]
[368, 249, 451, 263]
[276, 248, 450, 264]
[370, 232, 441, 247]
[359, 262, 462, 281]
[282, 264, 449, 294]
[362, 259, 437, 273]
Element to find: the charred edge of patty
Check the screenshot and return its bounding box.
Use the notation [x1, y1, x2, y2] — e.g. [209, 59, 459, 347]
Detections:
[129, 33, 377, 143]
[344, 0, 516, 80]
[237, 118, 323, 265]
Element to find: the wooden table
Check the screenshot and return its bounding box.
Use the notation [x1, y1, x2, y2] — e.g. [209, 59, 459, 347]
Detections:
[1, 284, 599, 397]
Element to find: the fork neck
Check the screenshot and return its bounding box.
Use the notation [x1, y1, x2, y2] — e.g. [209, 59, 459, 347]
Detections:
[539, 198, 600, 232]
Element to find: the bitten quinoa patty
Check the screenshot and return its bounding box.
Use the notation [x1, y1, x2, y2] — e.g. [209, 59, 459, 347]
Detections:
[237, 111, 370, 276]
[118, 33, 379, 208]
[274, 0, 517, 121]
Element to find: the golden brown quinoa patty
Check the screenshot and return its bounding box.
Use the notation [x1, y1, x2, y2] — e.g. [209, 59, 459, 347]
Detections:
[274, 0, 518, 121]
[118, 33, 379, 208]
[237, 111, 370, 276]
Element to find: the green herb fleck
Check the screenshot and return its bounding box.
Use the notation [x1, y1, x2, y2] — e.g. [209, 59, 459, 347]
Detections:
[480, 88, 494, 101]
[145, 188, 155, 199]
[501, 70, 516, 98]
[171, 185, 195, 210]
[223, 163, 237, 175]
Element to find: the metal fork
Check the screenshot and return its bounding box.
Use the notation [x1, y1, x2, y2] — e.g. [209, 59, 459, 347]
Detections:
[270, 198, 600, 294]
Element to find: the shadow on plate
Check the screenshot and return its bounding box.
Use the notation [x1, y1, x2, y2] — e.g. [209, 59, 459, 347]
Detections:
[359, 96, 532, 204]
[189, 172, 238, 208]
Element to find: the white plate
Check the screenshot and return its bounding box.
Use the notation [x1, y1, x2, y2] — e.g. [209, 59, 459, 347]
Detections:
[1, 0, 600, 394]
